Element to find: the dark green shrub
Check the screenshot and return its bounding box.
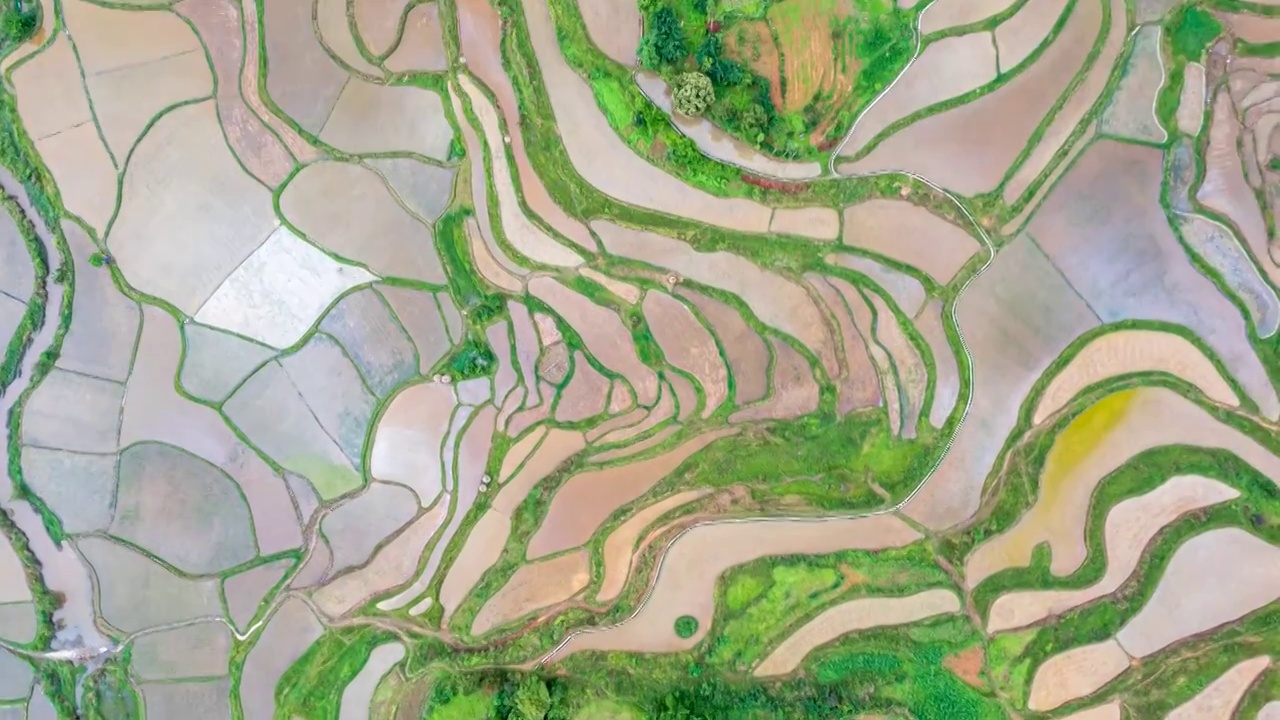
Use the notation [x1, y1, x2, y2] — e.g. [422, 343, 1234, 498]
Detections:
[673, 615, 699, 638]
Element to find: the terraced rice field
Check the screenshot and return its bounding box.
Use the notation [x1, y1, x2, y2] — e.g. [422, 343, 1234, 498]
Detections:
[1, 0, 1279, 717]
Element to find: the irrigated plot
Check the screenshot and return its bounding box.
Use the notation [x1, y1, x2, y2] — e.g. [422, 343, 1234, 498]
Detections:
[370, 381, 456, 506]
[1098, 25, 1166, 143]
[0, 209, 31, 303]
[676, 288, 770, 406]
[223, 559, 292, 632]
[140, 680, 231, 720]
[179, 322, 275, 403]
[438, 509, 511, 618]
[194, 225, 376, 350]
[225, 361, 362, 501]
[594, 222, 839, 381]
[916, 300, 959, 428]
[321, 481, 419, 573]
[995, 0, 1072, 70]
[965, 387, 1280, 588]
[1177, 62, 1206, 136]
[555, 353, 610, 422]
[385, 3, 447, 72]
[985, 474, 1239, 633]
[528, 428, 737, 559]
[240, 598, 325, 720]
[550, 515, 920, 658]
[472, 549, 590, 635]
[903, 235, 1099, 530]
[0, 538, 28, 605]
[826, 252, 926, 318]
[281, 334, 377, 464]
[1169, 657, 1272, 719]
[22, 368, 123, 453]
[376, 286, 454, 373]
[1027, 639, 1130, 711]
[77, 536, 222, 633]
[111, 442, 258, 575]
[869, 293, 927, 439]
[1028, 140, 1279, 419]
[806, 274, 881, 415]
[19, 448, 115, 535]
[108, 100, 278, 315]
[262, 0, 348, 133]
[0, 648, 33, 701]
[841, 200, 981, 284]
[1175, 213, 1280, 338]
[340, 643, 405, 720]
[598, 489, 709, 603]
[280, 161, 446, 284]
[841, 32, 998, 157]
[644, 292, 728, 417]
[316, 0, 383, 77]
[319, 288, 419, 396]
[57, 222, 139, 382]
[366, 157, 455, 224]
[1115, 527, 1280, 657]
[578, 0, 640, 66]
[729, 337, 820, 423]
[0, 603, 35, 645]
[921, 0, 1019, 32]
[321, 80, 453, 161]
[131, 621, 230, 680]
[1032, 329, 1239, 424]
[754, 589, 961, 676]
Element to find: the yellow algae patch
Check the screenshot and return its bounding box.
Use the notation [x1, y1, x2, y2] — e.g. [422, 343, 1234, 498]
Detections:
[1027, 639, 1131, 711]
[753, 590, 961, 676]
[597, 489, 710, 603]
[1033, 329, 1239, 425]
[966, 389, 1138, 587]
[471, 550, 590, 635]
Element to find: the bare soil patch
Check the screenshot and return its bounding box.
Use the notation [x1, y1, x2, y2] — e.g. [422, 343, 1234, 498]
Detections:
[723, 21, 783, 109]
[1032, 328, 1239, 425]
[386, 2, 447, 72]
[550, 515, 920, 659]
[869, 293, 927, 438]
[555, 353, 610, 422]
[1116, 528, 1280, 657]
[240, 599, 325, 720]
[986, 474, 1239, 632]
[754, 589, 961, 676]
[1167, 656, 1272, 719]
[768, 0, 858, 114]
[995, 0, 1072, 70]
[942, 645, 986, 688]
[472, 549, 591, 635]
[1098, 25, 1166, 143]
[356, 0, 412, 56]
[841, 199, 980, 284]
[916, 300, 958, 428]
[730, 337, 820, 423]
[805, 274, 881, 415]
[528, 429, 738, 559]
[677, 288, 770, 406]
[644, 292, 729, 417]
[598, 489, 709, 602]
[921, 0, 1020, 33]
[262, 0, 348, 133]
[1027, 639, 1130, 711]
[371, 382, 456, 507]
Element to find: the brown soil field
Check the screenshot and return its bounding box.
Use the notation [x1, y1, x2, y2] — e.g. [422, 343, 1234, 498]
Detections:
[556, 353, 610, 422]
[644, 292, 729, 417]
[826, 252, 925, 318]
[281, 161, 447, 284]
[549, 514, 920, 658]
[62, 0, 198, 72]
[844, 0, 1102, 196]
[597, 489, 709, 602]
[1116, 527, 1280, 657]
[1098, 25, 1165, 143]
[578, 0, 641, 66]
[53, 216, 136, 381]
[942, 645, 986, 688]
[770, 208, 840, 241]
[589, 425, 681, 464]
[594, 221, 839, 380]
[581, 268, 642, 304]
[903, 235, 1099, 531]
[386, 3, 447, 72]
[223, 559, 290, 632]
[1224, 12, 1280, 43]
[472, 549, 591, 635]
[317, 0, 383, 77]
[176, 0, 294, 187]
[493, 429, 586, 516]
[355, 0, 411, 56]
[527, 429, 738, 559]
[806, 274, 881, 415]
[261, 0, 348, 133]
[1027, 639, 1130, 711]
[110, 101, 277, 315]
[314, 501, 449, 617]
[458, 75, 585, 267]
[1166, 655, 1272, 719]
[499, 427, 548, 482]
[677, 288, 770, 406]
[967, 387, 1280, 588]
[754, 589, 961, 676]
[529, 277, 659, 403]
[1003, 0, 1126, 202]
[438, 510, 512, 618]
[985, 474, 1239, 632]
[1031, 329, 1239, 425]
[519, 0, 773, 233]
[842, 32, 998, 156]
[1200, 88, 1280, 279]
[240, 598, 325, 720]
[455, 0, 597, 252]
[723, 21, 784, 110]
[371, 381, 457, 506]
[842, 199, 981, 284]
[921, 0, 1021, 33]
[995, 0, 1071, 70]
[916, 300, 958, 428]
[730, 337, 820, 423]
[1030, 141, 1279, 419]
[768, 0, 857, 114]
[869, 293, 927, 439]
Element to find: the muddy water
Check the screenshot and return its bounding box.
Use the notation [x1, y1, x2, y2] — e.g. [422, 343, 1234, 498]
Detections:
[0, 169, 110, 658]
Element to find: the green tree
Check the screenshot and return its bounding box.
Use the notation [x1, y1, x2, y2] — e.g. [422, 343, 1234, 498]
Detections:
[640, 7, 687, 69]
[672, 72, 715, 117]
[738, 103, 769, 144]
[513, 676, 552, 720]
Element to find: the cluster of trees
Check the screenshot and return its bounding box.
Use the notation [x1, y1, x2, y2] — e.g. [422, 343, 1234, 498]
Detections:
[0, 0, 37, 49]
